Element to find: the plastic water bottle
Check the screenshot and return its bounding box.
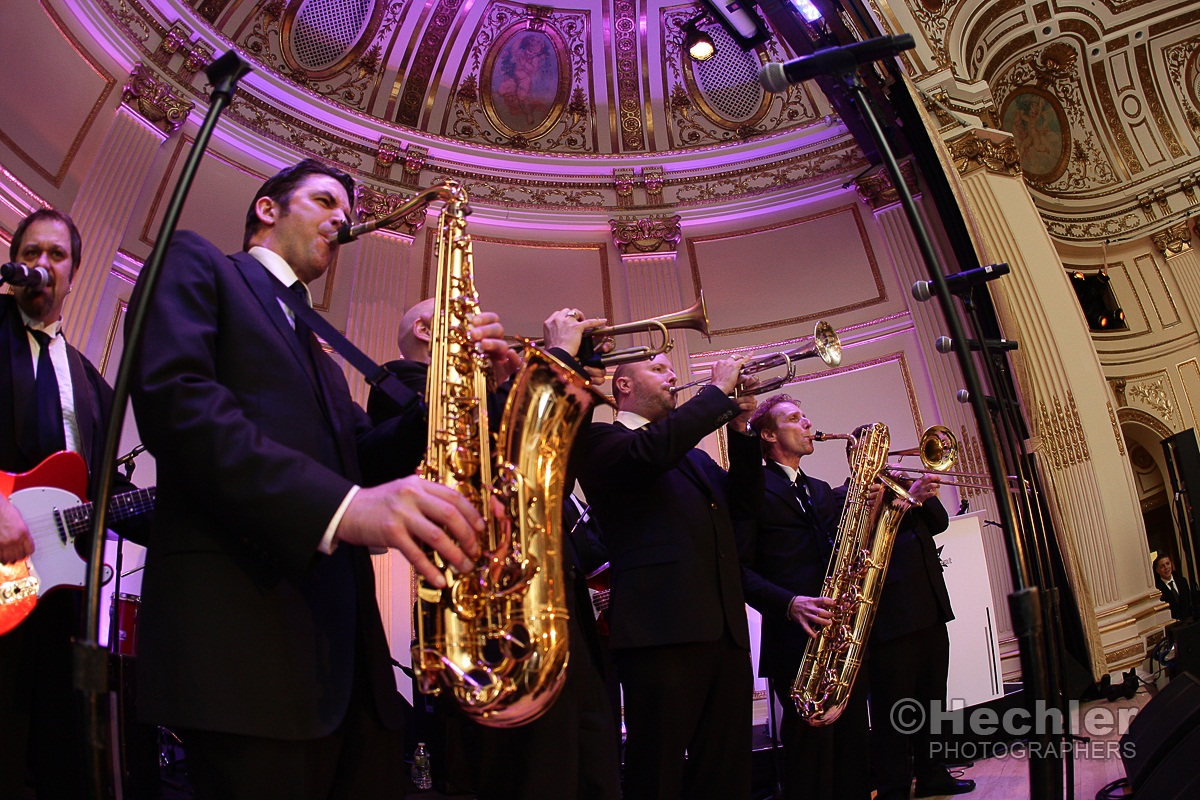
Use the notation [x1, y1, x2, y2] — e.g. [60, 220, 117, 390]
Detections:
[411, 742, 433, 791]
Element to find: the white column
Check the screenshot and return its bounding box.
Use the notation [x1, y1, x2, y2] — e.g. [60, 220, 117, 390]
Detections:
[342, 229, 413, 408]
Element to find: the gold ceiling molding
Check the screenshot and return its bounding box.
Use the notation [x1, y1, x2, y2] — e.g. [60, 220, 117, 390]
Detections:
[396, 0, 464, 126]
[614, 168, 635, 210]
[1151, 220, 1193, 257]
[449, 4, 595, 152]
[609, 215, 682, 256]
[644, 166, 665, 206]
[150, 21, 192, 68]
[1125, 375, 1174, 423]
[402, 145, 427, 188]
[122, 62, 194, 134]
[946, 130, 1021, 177]
[854, 161, 919, 210]
[613, 0, 646, 151]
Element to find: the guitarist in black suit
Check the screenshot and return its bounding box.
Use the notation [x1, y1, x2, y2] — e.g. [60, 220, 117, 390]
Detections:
[0, 209, 148, 799]
[738, 393, 870, 800]
[577, 351, 759, 800]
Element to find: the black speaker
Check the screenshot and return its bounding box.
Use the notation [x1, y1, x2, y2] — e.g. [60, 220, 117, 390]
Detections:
[1162, 431, 1200, 577]
[1120, 672, 1200, 796]
[1175, 621, 1200, 677]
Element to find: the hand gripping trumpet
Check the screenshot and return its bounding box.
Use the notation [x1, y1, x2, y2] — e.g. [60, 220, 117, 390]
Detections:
[671, 320, 841, 396]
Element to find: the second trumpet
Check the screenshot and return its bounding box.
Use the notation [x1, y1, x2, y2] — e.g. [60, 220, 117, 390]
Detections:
[671, 321, 842, 396]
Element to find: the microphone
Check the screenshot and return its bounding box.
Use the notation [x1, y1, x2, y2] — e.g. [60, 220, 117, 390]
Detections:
[0, 262, 50, 289]
[912, 263, 1009, 302]
[935, 336, 1019, 354]
[955, 389, 1000, 409]
[760, 33, 916, 92]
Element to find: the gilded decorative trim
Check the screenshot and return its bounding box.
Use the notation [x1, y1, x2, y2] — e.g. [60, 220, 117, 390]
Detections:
[1104, 642, 1145, 665]
[150, 21, 192, 68]
[1109, 378, 1127, 407]
[1090, 59, 1141, 175]
[1126, 376, 1174, 422]
[99, 298, 129, 377]
[1134, 44, 1184, 160]
[197, 0, 234, 24]
[1151, 220, 1192, 257]
[1107, 401, 1126, 456]
[610, 215, 682, 255]
[854, 161, 919, 210]
[614, 168, 636, 210]
[1117, 406, 1175, 443]
[946, 131, 1021, 178]
[356, 185, 427, 237]
[396, 0, 466, 126]
[643, 166, 665, 206]
[374, 137, 400, 180]
[122, 63, 193, 135]
[613, 0, 646, 151]
[1036, 391, 1090, 470]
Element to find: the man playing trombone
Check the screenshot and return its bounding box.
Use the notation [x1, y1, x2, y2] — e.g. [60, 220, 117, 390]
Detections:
[577, 351, 759, 800]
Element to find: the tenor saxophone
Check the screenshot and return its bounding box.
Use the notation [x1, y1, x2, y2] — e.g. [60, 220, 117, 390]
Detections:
[791, 422, 918, 725]
[391, 181, 601, 727]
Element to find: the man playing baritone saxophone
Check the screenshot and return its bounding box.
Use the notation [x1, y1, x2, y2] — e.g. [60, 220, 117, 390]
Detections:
[737, 394, 871, 800]
[127, 159, 514, 800]
[577, 352, 760, 800]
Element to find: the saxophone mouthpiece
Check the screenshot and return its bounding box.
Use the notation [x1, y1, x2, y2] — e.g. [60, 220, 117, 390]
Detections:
[337, 220, 374, 244]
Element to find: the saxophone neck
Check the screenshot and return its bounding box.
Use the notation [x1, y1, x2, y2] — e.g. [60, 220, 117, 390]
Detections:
[338, 181, 470, 242]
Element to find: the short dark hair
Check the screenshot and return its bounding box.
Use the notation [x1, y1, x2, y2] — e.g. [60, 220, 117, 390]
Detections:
[750, 392, 798, 434]
[243, 158, 356, 250]
[10, 208, 82, 276]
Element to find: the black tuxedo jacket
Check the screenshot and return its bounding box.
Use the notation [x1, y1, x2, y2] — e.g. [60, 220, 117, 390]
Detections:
[870, 496, 953, 644]
[128, 231, 424, 739]
[738, 461, 845, 680]
[1156, 573, 1196, 621]
[577, 386, 755, 651]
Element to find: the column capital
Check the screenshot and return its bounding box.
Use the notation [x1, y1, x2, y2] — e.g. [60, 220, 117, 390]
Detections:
[121, 63, 193, 135]
[609, 215, 682, 260]
[946, 130, 1021, 178]
[855, 161, 919, 210]
[1151, 220, 1192, 258]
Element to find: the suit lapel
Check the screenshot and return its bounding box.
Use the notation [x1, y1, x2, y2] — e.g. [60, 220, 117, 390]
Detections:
[679, 449, 715, 497]
[764, 462, 805, 517]
[232, 253, 345, 446]
[3, 301, 39, 464]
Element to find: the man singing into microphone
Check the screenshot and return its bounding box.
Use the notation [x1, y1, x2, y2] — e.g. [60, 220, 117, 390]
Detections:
[0, 208, 150, 799]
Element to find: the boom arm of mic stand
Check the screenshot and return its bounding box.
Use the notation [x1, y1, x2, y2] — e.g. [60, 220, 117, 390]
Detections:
[78, 50, 251, 799]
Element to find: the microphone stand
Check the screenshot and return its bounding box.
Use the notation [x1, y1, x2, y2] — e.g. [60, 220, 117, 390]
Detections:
[77, 50, 251, 799]
[823, 65, 1056, 800]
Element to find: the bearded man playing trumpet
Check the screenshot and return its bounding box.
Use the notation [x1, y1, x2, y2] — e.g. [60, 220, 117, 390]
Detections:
[577, 352, 760, 800]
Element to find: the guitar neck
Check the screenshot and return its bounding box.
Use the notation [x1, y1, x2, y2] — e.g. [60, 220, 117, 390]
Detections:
[61, 487, 157, 542]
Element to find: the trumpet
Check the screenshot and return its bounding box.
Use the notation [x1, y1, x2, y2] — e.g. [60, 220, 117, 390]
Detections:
[882, 425, 1023, 489]
[670, 321, 841, 396]
[513, 293, 711, 367]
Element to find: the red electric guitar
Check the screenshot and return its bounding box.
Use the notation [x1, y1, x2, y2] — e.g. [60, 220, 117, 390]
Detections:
[586, 562, 611, 636]
[0, 451, 155, 636]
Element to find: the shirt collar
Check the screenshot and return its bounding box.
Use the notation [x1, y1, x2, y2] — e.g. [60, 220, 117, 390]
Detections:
[615, 409, 653, 430]
[773, 460, 800, 484]
[19, 307, 62, 338]
[248, 246, 310, 306]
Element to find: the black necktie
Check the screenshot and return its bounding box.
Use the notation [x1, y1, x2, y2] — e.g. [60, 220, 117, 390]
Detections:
[289, 281, 313, 352]
[29, 328, 66, 456]
[1168, 579, 1177, 596]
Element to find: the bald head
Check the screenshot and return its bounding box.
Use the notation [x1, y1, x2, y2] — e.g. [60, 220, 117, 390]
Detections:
[397, 298, 435, 363]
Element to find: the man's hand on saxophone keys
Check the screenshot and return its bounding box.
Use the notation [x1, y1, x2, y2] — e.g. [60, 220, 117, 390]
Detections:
[788, 595, 835, 638]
